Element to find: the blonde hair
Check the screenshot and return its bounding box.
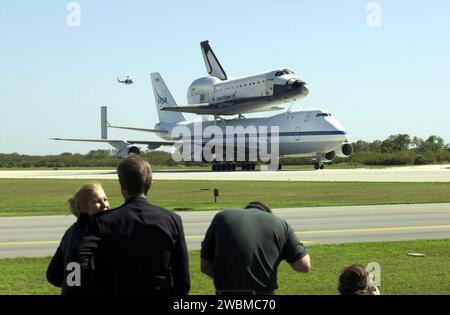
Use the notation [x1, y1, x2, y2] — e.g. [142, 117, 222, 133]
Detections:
[68, 183, 103, 218]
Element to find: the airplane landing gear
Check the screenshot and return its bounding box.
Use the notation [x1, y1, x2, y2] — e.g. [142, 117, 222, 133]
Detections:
[211, 162, 256, 172]
[314, 162, 325, 170]
[240, 162, 256, 171]
[314, 152, 325, 170]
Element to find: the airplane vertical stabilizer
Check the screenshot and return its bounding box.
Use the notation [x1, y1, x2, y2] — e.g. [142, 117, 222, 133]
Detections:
[200, 40, 227, 80]
[101, 106, 108, 139]
[150, 72, 185, 124]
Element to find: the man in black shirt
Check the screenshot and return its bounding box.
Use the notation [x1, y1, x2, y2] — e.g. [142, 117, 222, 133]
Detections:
[201, 202, 310, 295]
[78, 155, 190, 295]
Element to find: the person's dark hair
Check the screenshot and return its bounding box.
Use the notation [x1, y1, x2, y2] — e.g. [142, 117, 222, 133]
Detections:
[338, 264, 371, 295]
[117, 155, 152, 196]
[244, 201, 272, 213]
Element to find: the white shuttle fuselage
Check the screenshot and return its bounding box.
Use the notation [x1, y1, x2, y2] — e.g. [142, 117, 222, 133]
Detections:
[186, 69, 309, 115]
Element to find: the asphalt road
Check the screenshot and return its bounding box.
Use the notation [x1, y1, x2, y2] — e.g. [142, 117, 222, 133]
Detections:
[1, 164, 450, 182]
[1, 203, 449, 258]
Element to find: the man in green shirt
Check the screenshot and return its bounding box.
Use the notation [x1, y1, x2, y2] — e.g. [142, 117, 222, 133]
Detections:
[201, 202, 311, 295]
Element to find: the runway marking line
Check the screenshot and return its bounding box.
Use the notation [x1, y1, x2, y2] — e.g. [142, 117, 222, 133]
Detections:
[1, 225, 450, 247]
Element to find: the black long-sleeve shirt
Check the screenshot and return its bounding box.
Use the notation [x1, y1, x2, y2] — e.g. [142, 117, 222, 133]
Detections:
[78, 196, 190, 295]
[46, 213, 90, 295]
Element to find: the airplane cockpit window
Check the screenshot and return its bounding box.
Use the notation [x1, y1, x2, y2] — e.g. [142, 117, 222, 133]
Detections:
[316, 113, 332, 117]
[275, 69, 296, 76]
[275, 69, 295, 77]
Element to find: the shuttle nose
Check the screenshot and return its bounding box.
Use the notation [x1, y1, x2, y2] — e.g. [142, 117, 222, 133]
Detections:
[299, 82, 309, 96]
[289, 80, 309, 97]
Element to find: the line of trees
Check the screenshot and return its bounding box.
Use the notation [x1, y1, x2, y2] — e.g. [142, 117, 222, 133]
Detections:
[346, 134, 450, 165]
[0, 150, 178, 168]
[275, 134, 450, 166]
[1, 134, 449, 168]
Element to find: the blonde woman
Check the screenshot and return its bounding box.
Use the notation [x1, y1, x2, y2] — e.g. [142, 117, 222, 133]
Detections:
[46, 183, 110, 295]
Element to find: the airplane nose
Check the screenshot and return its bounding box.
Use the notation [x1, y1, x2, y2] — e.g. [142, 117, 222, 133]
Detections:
[289, 80, 309, 96]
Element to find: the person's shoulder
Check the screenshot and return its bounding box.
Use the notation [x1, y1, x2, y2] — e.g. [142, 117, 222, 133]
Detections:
[217, 208, 244, 216]
[273, 215, 294, 234]
[61, 222, 78, 239]
[148, 203, 180, 218]
[90, 206, 122, 224]
[212, 208, 245, 222]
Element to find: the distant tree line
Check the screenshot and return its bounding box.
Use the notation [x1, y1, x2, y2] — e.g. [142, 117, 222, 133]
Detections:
[346, 134, 450, 165]
[1, 134, 449, 168]
[0, 150, 179, 168]
[283, 134, 450, 166]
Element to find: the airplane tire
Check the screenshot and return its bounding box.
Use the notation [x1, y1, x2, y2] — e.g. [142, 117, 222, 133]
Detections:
[320, 164, 325, 170]
[314, 163, 320, 170]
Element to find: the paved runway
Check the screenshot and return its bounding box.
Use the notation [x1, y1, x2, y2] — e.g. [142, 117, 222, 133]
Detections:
[1, 164, 449, 182]
[1, 203, 449, 258]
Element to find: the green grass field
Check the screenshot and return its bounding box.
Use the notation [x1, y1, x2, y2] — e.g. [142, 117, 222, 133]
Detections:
[0, 179, 450, 217]
[0, 239, 448, 295]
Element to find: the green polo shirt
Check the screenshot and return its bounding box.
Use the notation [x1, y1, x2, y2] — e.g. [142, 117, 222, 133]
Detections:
[201, 207, 307, 292]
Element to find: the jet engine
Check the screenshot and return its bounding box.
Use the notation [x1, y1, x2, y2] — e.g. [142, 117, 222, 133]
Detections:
[335, 142, 353, 158]
[323, 150, 336, 162]
[116, 145, 141, 158]
[147, 144, 162, 150]
[323, 142, 353, 162]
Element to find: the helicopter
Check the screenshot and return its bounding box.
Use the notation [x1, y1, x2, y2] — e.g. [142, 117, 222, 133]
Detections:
[117, 76, 133, 85]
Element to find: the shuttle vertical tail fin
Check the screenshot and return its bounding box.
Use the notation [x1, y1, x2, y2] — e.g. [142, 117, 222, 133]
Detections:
[150, 72, 186, 124]
[200, 40, 227, 80]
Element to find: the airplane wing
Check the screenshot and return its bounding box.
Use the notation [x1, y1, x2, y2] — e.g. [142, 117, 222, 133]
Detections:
[50, 138, 175, 150]
[107, 125, 168, 134]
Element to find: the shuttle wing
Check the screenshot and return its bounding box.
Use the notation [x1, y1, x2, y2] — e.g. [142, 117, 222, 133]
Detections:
[161, 103, 286, 116]
[161, 105, 233, 115]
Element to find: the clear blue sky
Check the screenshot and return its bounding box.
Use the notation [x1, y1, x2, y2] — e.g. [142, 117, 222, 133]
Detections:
[1, 0, 449, 155]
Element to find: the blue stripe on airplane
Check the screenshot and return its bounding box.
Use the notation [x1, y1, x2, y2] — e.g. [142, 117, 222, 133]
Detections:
[186, 131, 346, 140]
